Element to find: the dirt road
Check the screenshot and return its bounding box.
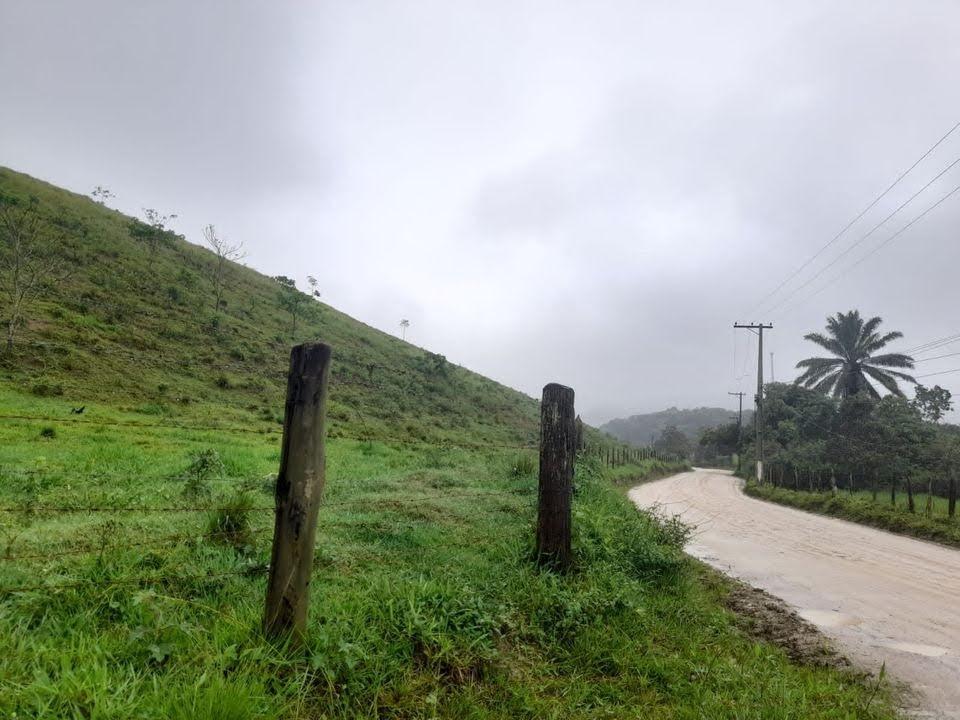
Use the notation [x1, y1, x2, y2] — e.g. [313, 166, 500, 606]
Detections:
[629, 469, 960, 719]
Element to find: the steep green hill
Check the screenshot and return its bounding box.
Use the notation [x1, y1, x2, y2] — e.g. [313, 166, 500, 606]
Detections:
[0, 166, 538, 445]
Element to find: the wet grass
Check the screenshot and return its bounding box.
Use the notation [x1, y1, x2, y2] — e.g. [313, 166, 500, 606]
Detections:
[0, 392, 904, 719]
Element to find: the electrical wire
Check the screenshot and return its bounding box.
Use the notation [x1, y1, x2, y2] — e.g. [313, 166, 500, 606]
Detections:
[767, 157, 960, 316]
[771, 180, 960, 320]
[748, 119, 960, 314]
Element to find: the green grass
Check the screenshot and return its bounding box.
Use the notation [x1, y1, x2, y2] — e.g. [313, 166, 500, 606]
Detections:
[0, 168, 903, 717]
[603, 458, 690, 486]
[745, 482, 960, 548]
[0, 389, 900, 719]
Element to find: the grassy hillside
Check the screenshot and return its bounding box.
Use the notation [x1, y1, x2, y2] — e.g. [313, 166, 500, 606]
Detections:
[601, 406, 752, 447]
[0, 168, 900, 718]
[0, 166, 539, 446]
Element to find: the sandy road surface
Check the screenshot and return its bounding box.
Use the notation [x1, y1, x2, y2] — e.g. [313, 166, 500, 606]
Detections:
[629, 469, 960, 719]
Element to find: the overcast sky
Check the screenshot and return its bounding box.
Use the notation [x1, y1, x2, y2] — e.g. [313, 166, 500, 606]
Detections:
[3, 1, 960, 424]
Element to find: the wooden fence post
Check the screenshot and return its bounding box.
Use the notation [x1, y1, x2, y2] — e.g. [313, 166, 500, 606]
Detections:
[949, 466, 957, 519]
[264, 342, 332, 641]
[536, 383, 575, 572]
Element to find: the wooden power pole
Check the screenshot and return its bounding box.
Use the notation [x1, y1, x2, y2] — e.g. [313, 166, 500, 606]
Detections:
[734, 323, 772, 482]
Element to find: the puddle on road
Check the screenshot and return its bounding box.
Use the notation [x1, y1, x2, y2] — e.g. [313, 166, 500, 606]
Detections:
[882, 641, 952, 658]
[799, 609, 861, 628]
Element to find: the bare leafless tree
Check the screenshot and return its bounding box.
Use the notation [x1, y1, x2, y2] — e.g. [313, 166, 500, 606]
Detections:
[0, 200, 72, 351]
[202, 224, 245, 314]
[90, 186, 114, 205]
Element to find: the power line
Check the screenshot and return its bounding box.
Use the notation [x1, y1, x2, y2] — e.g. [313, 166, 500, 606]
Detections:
[771, 180, 960, 320]
[912, 351, 960, 364]
[766, 156, 960, 316]
[748, 119, 960, 313]
[905, 332, 960, 354]
[916, 368, 960, 379]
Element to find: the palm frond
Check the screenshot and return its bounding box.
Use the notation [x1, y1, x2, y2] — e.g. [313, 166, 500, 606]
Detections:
[795, 357, 844, 370]
[866, 366, 916, 384]
[866, 352, 914, 369]
[860, 331, 903, 355]
[810, 371, 840, 396]
[796, 363, 839, 386]
[803, 332, 846, 358]
[862, 365, 907, 398]
[858, 315, 883, 343]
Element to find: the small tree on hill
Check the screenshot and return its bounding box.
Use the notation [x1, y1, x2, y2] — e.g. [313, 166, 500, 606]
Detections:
[128, 208, 180, 257]
[0, 199, 73, 351]
[399, 318, 410, 341]
[275, 276, 307, 341]
[203, 225, 245, 314]
[90, 186, 114, 205]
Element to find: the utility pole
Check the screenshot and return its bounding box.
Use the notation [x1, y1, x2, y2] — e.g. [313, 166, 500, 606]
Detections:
[727, 391, 745, 474]
[770, 352, 775, 383]
[733, 323, 773, 482]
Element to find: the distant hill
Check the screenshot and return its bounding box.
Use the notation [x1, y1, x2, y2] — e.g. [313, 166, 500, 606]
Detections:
[600, 406, 752, 446]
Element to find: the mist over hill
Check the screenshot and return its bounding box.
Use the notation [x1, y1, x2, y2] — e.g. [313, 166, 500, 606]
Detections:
[600, 406, 752, 446]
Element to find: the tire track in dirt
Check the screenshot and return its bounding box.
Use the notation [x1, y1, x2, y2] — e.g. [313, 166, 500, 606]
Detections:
[630, 468, 960, 719]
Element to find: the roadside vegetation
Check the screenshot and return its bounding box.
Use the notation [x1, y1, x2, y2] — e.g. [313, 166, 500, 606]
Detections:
[604, 456, 690, 486]
[744, 482, 960, 548]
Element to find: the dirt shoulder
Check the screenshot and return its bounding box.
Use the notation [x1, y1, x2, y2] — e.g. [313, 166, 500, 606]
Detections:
[701, 566, 849, 669]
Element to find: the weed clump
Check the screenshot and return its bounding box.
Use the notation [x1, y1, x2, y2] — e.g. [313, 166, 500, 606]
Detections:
[509, 453, 536, 479]
[30, 382, 64, 397]
[39, 426, 56, 440]
[180, 448, 224, 499]
[206, 491, 254, 551]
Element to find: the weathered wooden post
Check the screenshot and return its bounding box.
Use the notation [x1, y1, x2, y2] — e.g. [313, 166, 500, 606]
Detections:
[536, 383, 575, 572]
[264, 342, 331, 641]
[949, 466, 957, 519]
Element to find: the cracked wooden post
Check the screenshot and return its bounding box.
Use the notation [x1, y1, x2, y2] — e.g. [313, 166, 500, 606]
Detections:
[264, 342, 331, 641]
[536, 383, 575, 572]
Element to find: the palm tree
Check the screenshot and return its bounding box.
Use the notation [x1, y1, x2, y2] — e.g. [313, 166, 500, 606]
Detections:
[795, 310, 915, 399]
